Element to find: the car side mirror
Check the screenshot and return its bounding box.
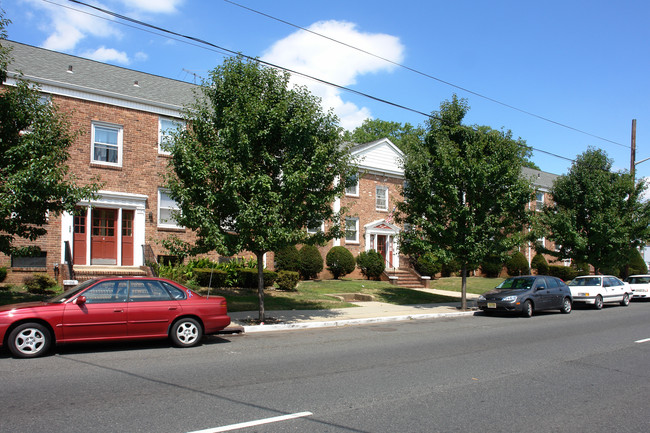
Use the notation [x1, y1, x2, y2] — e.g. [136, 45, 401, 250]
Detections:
[74, 295, 87, 305]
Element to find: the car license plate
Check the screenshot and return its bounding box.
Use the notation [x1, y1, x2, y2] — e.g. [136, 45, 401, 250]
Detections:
[487, 302, 497, 309]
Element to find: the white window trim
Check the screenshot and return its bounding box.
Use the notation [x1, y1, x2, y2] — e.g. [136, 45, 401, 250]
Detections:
[158, 116, 184, 155]
[345, 173, 359, 197]
[535, 191, 544, 211]
[91, 121, 123, 167]
[376, 185, 389, 211]
[307, 221, 325, 234]
[345, 217, 359, 244]
[158, 188, 183, 229]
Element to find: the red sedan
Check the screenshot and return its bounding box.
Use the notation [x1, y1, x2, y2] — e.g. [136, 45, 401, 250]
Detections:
[0, 277, 231, 358]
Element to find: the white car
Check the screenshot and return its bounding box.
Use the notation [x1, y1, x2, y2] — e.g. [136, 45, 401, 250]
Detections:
[568, 275, 633, 309]
[624, 274, 650, 299]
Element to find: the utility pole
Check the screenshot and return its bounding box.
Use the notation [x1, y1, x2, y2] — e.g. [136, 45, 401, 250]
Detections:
[631, 119, 637, 177]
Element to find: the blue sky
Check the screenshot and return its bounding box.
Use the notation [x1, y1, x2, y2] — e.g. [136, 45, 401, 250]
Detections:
[3, 0, 649, 180]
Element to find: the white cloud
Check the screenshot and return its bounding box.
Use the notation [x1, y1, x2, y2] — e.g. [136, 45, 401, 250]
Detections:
[118, 0, 184, 14]
[81, 46, 130, 64]
[261, 20, 405, 130]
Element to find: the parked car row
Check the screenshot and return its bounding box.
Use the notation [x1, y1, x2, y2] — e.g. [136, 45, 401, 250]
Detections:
[0, 277, 231, 359]
[477, 273, 646, 317]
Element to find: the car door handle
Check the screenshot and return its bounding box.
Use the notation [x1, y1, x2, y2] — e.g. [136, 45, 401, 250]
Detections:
[114, 309, 124, 313]
[168, 307, 177, 311]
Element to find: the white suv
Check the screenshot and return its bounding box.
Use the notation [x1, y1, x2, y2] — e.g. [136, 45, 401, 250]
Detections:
[568, 275, 633, 309]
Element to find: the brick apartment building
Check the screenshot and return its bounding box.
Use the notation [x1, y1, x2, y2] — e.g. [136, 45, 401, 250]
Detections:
[1, 40, 563, 285]
[1, 41, 412, 284]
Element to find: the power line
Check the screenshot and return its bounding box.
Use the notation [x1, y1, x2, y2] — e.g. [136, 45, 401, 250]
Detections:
[54, 0, 592, 167]
[223, 0, 630, 150]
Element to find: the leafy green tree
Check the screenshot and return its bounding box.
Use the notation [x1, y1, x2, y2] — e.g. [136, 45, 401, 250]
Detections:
[397, 95, 533, 309]
[326, 246, 355, 279]
[0, 13, 97, 255]
[343, 118, 424, 151]
[164, 55, 354, 321]
[540, 148, 650, 274]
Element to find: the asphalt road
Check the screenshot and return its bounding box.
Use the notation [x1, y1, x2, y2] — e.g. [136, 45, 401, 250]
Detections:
[1, 302, 649, 433]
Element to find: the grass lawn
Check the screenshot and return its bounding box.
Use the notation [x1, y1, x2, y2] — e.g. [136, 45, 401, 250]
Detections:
[0, 276, 503, 312]
[199, 276, 501, 312]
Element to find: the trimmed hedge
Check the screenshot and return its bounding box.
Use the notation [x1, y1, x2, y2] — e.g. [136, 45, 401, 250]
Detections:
[24, 273, 57, 294]
[276, 271, 300, 291]
[192, 268, 227, 288]
[237, 269, 277, 288]
[299, 245, 323, 280]
[480, 254, 503, 278]
[357, 250, 385, 280]
[531, 253, 549, 275]
[326, 246, 356, 279]
[415, 253, 442, 277]
[441, 259, 460, 277]
[506, 252, 529, 276]
[275, 245, 301, 272]
[548, 265, 587, 281]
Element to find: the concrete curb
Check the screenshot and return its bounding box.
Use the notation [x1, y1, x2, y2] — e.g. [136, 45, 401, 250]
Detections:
[239, 310, 477, 333]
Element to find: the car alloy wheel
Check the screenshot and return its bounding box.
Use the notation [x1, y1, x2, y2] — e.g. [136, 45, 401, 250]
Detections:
[561, 297, 572, 314]
[171, 318, 203, 348]
[594, 295, 603, 310]
[620, 293, 630, 306]
[8, 323, 51, 358]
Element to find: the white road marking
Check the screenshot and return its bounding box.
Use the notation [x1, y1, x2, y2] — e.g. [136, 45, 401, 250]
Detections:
[635, 338, 650, 344]
[187, 412, 313, 433]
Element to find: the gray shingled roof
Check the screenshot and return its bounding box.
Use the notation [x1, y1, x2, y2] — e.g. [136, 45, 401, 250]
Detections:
[3, 40, 197, 109]
[522, 166, 559, 190]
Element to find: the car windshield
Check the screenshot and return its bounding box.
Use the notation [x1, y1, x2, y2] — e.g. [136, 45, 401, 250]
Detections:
[496, 277, 535, 290]
[626, 276, 650, 284]
[569, 277, 601, 287]
[47, 279, 97, 303]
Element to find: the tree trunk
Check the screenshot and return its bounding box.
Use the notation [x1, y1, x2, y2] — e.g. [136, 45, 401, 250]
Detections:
[256, 251, 265, 323]
[461, 264, 467, 311]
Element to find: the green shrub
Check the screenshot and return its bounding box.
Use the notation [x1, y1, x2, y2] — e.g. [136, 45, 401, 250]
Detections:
[480, 254, 503, 278]
[237, 269, 277, 288]
[441, 259, 460, 277]
[415, 253, 442, 277]
[357, 250, 385, 280]
[275, 245, 301, 272]
[506, 252, 529, 276]
[548, 265, 587, 281]
[531, 253, 549, 275]
[24, 273, 57, 294]
[276, 271, 300, 291]
[0, 266, 6, 283]
[192, 268, 228, 287]
[626, 248, 648, 276]
[326, 246, 356, 279]
[299, 245, 324, 280]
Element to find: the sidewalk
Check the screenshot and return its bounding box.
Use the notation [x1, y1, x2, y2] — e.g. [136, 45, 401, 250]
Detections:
[223, 289, 480, 334]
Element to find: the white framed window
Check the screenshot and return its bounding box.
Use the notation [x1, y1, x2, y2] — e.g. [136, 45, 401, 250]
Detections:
[158, 189, 183, 229]
[345, 217, 359, 243]
[158, 117, 184, 154]
[91, 122, 123, 167]
[537, 236, 545, 248]
[345, 173, 359, 196]
[307, 221, 324, 234]
[376, 186, 388, 211]
[535, 191, 544, 211]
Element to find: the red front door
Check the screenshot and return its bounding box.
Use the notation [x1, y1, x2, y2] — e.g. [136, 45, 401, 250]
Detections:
[121, 210, 134, 266]
[73, 210, 87, 265]
[376, 235, 393, 268]
[91, 208, 117, 265]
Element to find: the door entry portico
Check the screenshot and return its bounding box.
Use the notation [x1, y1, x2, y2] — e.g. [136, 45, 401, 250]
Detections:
[91, 208, 117, 265]
[365, 220, 400, 269]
